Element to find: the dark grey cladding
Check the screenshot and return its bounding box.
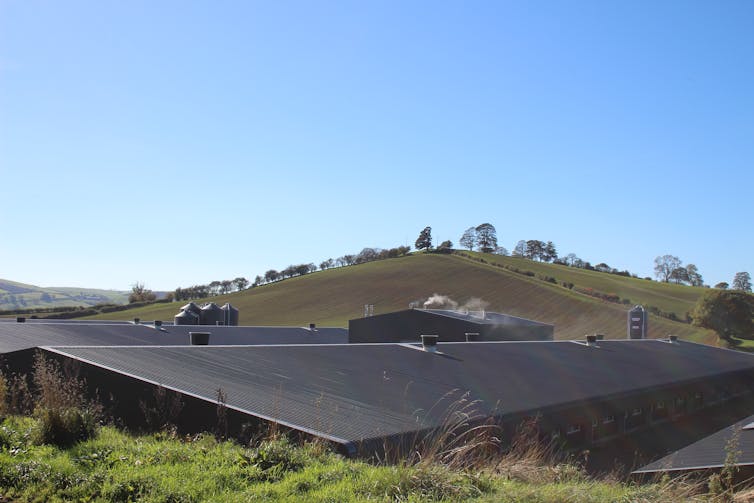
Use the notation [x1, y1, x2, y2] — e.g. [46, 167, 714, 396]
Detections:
[349, 308, 553, 343]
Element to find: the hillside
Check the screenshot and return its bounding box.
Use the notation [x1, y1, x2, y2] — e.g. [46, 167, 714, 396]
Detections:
[85, 253, 716, 344]
[0, 279, 129, 310]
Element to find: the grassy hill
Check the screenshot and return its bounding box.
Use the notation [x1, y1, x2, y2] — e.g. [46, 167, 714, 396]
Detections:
[0, 279, 129, 311]
[457, 251, 704, 319]
[85, 253, 716, 344]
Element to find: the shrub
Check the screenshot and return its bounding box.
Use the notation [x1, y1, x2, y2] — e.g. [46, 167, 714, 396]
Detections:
[32, 407, 99, 448]
[28, 354, 102, 447]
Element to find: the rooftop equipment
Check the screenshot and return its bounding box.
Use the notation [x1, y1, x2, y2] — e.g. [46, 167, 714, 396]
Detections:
[586, 334, 598, 346]
[628, 305, 648, 339]
[421, 334, 439, 352]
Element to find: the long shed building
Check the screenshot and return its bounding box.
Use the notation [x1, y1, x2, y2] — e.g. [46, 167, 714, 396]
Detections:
[4, 337, 752, 460]
[348, 308, 554, 343]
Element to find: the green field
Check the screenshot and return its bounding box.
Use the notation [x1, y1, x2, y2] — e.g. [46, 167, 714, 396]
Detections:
[85, 253, 716, 344]
[458, 252, 705, 318]
[0, 279, 129, 311]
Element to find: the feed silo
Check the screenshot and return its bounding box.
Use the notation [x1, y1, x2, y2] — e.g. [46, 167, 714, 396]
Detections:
[181, 302, 201, 315]
[200, 302, 225, 326]
[221, 303, 239, 326]
[174, 309, 199, 326]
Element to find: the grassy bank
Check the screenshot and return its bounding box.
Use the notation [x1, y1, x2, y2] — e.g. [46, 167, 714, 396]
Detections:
[0, 416, 712, 502]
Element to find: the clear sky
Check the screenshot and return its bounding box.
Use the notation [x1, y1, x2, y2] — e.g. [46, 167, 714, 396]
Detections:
[1, 0, 752, 291]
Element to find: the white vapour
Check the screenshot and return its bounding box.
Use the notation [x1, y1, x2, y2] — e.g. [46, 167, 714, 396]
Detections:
[460, 297, 489, 313]
[423, 293, 459, 310]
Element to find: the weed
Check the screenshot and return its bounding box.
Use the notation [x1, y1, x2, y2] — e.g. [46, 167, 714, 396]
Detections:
[139, 385, 184, 432]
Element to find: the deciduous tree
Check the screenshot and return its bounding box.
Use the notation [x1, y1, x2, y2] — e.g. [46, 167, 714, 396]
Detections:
[475, 223, 498, 253]
[685, 265, 703, 287]
[415, 226, 433, 251]
[232, 277, 249, 291]
[513, 240, 527, 257]
[733, 272, 752, 292]
[459, 227, 477, 251]
[129, 282, 156, 303]
[691, 290, 754, 341]
[654, 255, 682, 282]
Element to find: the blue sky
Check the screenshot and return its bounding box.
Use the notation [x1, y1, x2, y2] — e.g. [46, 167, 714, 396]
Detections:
[1, 0, 752, 291]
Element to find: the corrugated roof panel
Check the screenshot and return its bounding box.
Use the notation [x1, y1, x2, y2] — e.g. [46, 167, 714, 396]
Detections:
[635, 413, 754, 473]
[47, 340, 754, 446]
[0, 323, 347, 353]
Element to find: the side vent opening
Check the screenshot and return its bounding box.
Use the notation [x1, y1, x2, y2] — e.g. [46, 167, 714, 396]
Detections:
[190, 332, 210, 345]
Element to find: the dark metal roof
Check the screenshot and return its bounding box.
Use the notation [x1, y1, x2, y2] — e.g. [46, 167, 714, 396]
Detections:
[423, 309, 552, 327]
[0, 322, 347, 353]
[634, 413, 754, 473]
[44, 340, 754, 449]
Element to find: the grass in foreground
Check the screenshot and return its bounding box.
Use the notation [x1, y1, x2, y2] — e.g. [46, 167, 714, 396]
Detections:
[0, 415, 719, 503]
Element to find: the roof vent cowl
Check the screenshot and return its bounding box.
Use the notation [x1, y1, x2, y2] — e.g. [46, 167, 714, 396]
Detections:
[421, 334, 439, 353]
[586, 334, 598, 346]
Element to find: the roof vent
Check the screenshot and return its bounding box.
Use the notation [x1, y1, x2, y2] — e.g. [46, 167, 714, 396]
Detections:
[133, 318, 140, 324]
[189, 331, 210, 345]
[669, 335, 679, 344]
[421, 334, 439, 352]
[154, 320, 162, 327]
[595, 333, 605, 341]
[586, 334, 598, 346]
[309, 323, 316, 331]
[16, 316, 25, 323]
[465, 332, 480, 342]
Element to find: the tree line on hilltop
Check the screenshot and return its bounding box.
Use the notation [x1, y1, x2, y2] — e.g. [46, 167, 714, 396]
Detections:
[157, 223, 752, 310]
[414, 224, 751, 293]
[170, 246, 412, 302]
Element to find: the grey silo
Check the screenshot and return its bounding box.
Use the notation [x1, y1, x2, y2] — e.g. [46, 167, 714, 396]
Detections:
[174, 309, 199, 326]
[221, 303, 239, 326]
[200, 302, 225, 326]
[180, 302, 202, 316]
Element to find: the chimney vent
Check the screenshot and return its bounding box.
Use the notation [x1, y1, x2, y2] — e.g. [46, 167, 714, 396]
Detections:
[309, 323, 316, 331]
[154, 320, 162, 327]
[134, 318, 140, 324]
[465, 332, 480, 342]
[190, 332, 210, 345]
[586, 334, 598, 346]
[421, 334, 439, 352]
[16, 316, 25, 323]
[669, 335, 678, 343]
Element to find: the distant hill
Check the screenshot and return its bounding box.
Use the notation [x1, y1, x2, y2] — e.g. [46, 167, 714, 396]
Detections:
[0, 279, 129, 310]
[84, 253, 717, 344]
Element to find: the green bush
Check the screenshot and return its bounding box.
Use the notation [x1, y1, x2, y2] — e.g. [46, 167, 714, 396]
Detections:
[33, 407, 99, 448]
